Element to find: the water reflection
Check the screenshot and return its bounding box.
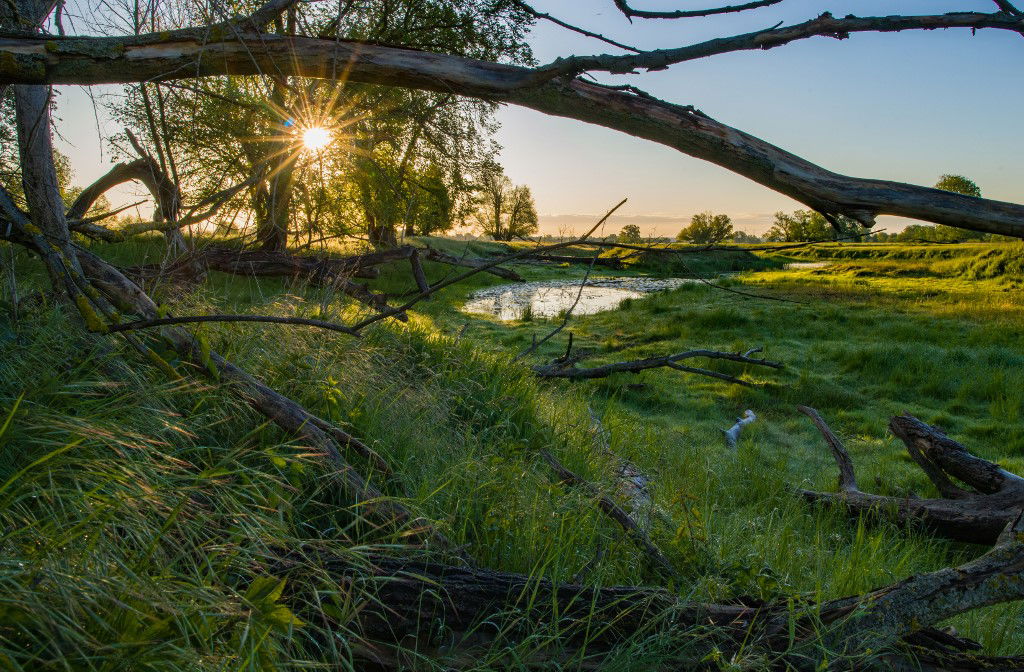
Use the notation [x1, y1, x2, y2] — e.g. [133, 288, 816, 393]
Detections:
[463, 277, 694, 321]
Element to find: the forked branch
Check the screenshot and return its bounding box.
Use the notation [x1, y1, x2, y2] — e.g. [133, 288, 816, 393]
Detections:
[799, 409, 1024, 544]
[534, 347, 783, 384]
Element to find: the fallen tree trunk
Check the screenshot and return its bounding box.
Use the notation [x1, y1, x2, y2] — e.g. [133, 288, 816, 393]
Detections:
[4, 31, 1024, 237]
[798, 408, 1024, 545]
[296, 518, 1024, 670]
[199, 246, 410, 281]
[422, 247, 523, 281]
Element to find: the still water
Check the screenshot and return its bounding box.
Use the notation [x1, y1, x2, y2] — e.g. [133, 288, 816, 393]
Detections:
[463, 277, 695, 321]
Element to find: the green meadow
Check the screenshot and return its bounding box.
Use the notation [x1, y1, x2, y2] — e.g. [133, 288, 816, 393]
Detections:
[1, 238, 1022, 669]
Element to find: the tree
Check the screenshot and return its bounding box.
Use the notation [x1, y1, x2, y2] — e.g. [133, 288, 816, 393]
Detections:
[935, 174, 982, 198]
[103, 0, 534, 250]
[676, 211, 733, 244]
[764, 209, 860, 242]
[618, 224, 642, 243]
[474, 161, 538, 241]
[932, 174, 987, 242]
[732, 230, 762, 243]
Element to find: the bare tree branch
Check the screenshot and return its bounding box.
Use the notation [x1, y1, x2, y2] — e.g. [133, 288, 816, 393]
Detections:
[536, 12, 1024, 80]
[799, 412, 1024, 544]
[512, 0, 642, 52]
[612, 0, 783, 21]
[538, 447, 680, 580]
[798, 405, 857, 492]
[534, 347, 783, 383]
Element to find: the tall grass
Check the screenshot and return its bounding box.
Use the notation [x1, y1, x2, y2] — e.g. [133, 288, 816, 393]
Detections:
[1, 236, 1022, 668]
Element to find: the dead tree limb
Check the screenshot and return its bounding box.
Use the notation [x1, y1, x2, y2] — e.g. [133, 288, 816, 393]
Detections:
[537, 447, 680, 581]
[799, 410, 1024, 544]
[4, 29, 1024, 237]
[612, 0, 782, 20]
[533, 348, 783, 383]
[304, 520, 1024, 670]
[408, 249, 430, 296]
[421, 247, 523, 281]
[723, 409, 756, 449]
[107, 313, 361, 336]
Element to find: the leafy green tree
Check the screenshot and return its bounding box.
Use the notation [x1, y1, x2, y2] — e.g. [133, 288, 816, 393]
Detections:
[732, 230, 762, 243]
[474, 160, 538, 241]
[932, 175, 986, 242]
[107, 0, 534, 250]
[618, 224, 642, 243]
[764, 210, 861, 242]
[676, 212, 733, 244]
[935, 174, 981, 198]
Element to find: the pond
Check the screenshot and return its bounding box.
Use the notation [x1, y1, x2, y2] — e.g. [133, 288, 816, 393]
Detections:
[784, 261, 831, 270]
[462, 277, 696, 321]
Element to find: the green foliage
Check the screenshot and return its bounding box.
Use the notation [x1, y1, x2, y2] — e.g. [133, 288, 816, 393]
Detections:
[106, 0, 535, 248]
[676, 211, 733, 244]
[4, 237, 1024, 668]
[935, 174, 981, 197]
[618, 224, 643, 243]
[473, 159, 538, 241]
[764, 209, 860, 242]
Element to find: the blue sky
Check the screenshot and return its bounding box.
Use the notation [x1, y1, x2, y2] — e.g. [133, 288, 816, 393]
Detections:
[494, 0, 1024, 235]
[52, 0, 1024, 236]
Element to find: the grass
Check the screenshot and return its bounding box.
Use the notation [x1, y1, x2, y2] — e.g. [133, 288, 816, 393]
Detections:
[0, 236, 1022, 669]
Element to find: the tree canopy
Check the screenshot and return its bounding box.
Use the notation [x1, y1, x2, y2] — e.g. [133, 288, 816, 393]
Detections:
[676, 212, 733, 244]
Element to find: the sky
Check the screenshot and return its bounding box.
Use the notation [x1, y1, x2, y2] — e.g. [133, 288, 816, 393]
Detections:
[51, 0, 1024, 237]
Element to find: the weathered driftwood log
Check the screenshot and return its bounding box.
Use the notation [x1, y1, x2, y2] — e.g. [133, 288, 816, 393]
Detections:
[798, 407, 1024, 545]
[723, 409, 757, 449]
[534, 347, 783, 385]
[301, 515, 1024, 670]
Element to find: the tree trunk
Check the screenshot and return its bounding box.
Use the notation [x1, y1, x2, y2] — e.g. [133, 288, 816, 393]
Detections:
[289, 532, 1024, 671]
[799, 409, 1024, 545]
[5, 32, 1024, 238]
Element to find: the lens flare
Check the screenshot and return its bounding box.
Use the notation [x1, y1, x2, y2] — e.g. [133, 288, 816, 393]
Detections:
[302, 127, 332, 151]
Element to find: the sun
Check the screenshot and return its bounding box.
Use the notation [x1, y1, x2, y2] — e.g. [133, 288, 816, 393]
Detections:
[302, 126, 332, 151]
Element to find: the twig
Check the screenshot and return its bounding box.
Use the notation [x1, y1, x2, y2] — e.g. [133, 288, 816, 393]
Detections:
[512, 0, 643, 52]
[516, 247, 602, 361]
[348, 200, 628, 332]
[612, 0, 783, 20]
